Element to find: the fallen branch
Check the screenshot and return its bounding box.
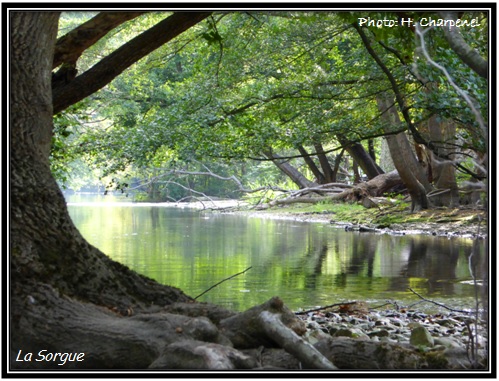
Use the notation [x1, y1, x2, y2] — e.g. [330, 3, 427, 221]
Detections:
[258, 311, 338, 370]
[258, 170, 403, 209]
[194, 267, 252, 300]
[408, 288, 471, 314]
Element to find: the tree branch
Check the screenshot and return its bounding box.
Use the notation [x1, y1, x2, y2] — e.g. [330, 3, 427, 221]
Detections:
[53, 11, 146, 69]
[439, 11, 488, 79]
[414, 24, 487, 141]
[53, 11, 212, 114]
[258, 311, 338, 369]
[353, 23, 428, 147]
[408, 288, 472, 314]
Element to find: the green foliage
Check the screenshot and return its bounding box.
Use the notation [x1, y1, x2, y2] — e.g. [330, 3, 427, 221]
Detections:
[54, 10, 488, 199]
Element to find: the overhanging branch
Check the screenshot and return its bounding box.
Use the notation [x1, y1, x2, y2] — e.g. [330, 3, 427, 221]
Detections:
[53, 11, 146, 69]
[53, 11, 212, 114]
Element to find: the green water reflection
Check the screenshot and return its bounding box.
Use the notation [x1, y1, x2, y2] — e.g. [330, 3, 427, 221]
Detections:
[66, 194, 486, 312]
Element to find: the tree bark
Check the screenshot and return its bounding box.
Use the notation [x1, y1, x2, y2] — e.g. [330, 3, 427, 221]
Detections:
[427, 117, 460, 207]
[52, 11, 211, 114]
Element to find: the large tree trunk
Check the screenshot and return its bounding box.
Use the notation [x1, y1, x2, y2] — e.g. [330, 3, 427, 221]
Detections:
[376, 96, 432, 212]
[10, 11, 193, 369]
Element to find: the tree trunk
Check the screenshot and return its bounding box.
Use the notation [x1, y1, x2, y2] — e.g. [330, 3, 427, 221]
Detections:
[263, 150, 317, 189]
[10, 11, 194, 368]
[313, 143, 336, 183]
[331, 149, 345, 182]
[296, 145, 326, 184]
[427, 117, 460, 207]
[376, 96, 431, 212]
[337, 136, 384, 180]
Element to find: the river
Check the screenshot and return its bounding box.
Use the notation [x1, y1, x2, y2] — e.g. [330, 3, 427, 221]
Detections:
[66, 193, 485, 313]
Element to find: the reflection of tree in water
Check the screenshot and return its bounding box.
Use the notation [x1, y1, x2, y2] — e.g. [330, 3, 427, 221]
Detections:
[330, 234, 377, 289]
[149, 207, 160, 229]
[399, 237, 462, 295]
[347, 235, 377, 276]
[302, 234, 329, 290]
[305, 234, 376, 289]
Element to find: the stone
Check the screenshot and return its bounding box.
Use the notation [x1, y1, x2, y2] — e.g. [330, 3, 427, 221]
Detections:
[304, 329, 331, 345]
[410, 326, 434, 347]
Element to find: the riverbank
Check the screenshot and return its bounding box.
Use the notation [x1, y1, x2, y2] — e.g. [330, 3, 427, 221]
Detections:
[196, 199, 487, 239]
[121, 195, 487, 239]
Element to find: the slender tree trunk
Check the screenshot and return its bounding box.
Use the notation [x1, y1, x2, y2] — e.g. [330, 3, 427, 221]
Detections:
[352, 160, 361, 184]
[331, 149, 345, 182]
[337, 136, 384, 180]
[296, 145, 326, 184]
[263, 150, 317, 189]
[427, 117, 460, 207]
[367, 139, 376, 162]
[313, 143, 336, 183]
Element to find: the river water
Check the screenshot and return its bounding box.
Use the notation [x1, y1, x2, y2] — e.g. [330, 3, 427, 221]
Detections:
[66, 194, 485, 313]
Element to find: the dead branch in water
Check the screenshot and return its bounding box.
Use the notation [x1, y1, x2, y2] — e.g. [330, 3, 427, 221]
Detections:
[194, 267, 253, 300]
[408, 288, 471, 314]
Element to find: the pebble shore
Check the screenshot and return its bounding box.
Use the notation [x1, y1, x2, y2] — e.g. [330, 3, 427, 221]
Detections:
[296, 301, 488, 368]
